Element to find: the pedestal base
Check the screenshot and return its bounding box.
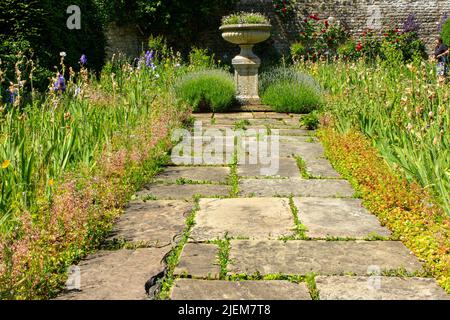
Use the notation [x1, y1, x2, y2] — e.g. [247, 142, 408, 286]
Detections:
[232, 45, 261, 105]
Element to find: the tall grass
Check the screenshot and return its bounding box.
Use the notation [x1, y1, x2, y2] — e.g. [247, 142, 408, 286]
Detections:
[298, 59, 449, 214]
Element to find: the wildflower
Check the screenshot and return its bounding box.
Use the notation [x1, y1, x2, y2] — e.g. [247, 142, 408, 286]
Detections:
[2, 160, 10, 169]
[60, 52, 67, 57]
[6, 88, 17, 103]
[428, 111, 434, 118]
[356, 42, 363, 52]
[48, 179, 54, 187]
[53, 74, 66, 92]
[433, 136, 439, 145]
[155, 74, 160, 79]
[145, 50, 156, 69]
[73, 87, 81, 98]
[80, 54, 87, 66]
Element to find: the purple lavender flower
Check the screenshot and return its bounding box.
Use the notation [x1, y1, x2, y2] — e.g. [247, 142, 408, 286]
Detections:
[438, 13, 448, 32]
[403, 13, 420, 33]
[80, 54, 87, 66]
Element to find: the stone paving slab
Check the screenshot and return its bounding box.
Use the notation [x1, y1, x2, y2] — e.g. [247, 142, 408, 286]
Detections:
[228, 240, 423, 276]
[191, 135, 236, 146]
[237, 157, 300, 178]
[248, 119, 295, 128]
[108, 200, 192, 246]
[174, 243, 220, 279]
[155, 166, 230, 183]
[190, 198, 296, 241]
[315, 276, 449, 300]
[170, 279, 312, 300]
[277, 128, 311, 136]
[56, 248, 167, 300]
[279, 142, 325, 158]
[212, 112, 255, 119]
[170, 155, 234, 166]
[237, 104, 273, 112]
[239, 178, 355, 198]
[252, 112, 295, 119]
[293, 197, 391, 239]
[137, 184, 231, 200]
[305, 158, 341, 178]
[278, 135, 317, 143]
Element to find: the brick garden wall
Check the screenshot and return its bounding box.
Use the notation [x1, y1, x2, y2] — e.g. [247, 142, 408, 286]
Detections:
[105, 1, 450, 60]
[236, 0, 450, 55]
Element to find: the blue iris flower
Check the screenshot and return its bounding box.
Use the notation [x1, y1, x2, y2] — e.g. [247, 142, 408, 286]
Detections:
[80, 54, 87, 66]
[54, 75, 66, 92]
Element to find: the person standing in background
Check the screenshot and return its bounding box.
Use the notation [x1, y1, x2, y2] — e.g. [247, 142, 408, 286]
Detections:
[434, 36, 449, 82]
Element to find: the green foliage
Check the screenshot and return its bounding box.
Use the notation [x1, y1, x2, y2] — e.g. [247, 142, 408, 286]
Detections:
[0, 48, 189, 299]
[175, 69, 235, 112]
[261, 81, 322, 113]
[298, 15, 349, 61]
[298, 59, 449, 214]
[188, 48, 216, 70]
[320, 128, 450, 293]
[0, 0, 106, 90]
[95, 0, 237, 53]
[221, 12, 270, 25]
[441, 19, 450, 46]
[300, 111, 320, 130]
[337, 29, 427, 63]
[290, 42, 306, 62]
[260, 67, 322, 113]
[272, 0, 297, 19]
[337, 40, 359, 61]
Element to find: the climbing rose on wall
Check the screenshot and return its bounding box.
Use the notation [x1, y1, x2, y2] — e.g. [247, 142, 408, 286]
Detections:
[273, 0, 296, 19]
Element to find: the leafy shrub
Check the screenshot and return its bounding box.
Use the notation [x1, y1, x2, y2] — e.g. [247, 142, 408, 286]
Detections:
[260, 68, 322, 113]
[96, 0, 237, 54]
[221, 12, 270, 25]
[300, 111, 320, 129]
[175, 69, 235, 112]
[441, 19, 450, 46]
[188, 47, 216, 70]
[261, 81, 322, 113]
[337, 28, 427, 63]
[337, 40, 359, 61]
[297, 15, 349, 61]
[0, 0, 105, 91]
[290, 42, 306, 61]
[273, 0, 296, 19]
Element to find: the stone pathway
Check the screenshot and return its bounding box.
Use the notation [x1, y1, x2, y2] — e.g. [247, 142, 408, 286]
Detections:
[57, 112, 449, 300]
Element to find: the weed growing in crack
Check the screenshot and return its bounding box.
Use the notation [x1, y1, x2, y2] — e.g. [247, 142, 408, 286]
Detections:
[295, 156, 312, 179]
[289, 196, 308, 238]
[229, 146, 239, 197]
[305, 272, 320, 300]
[210, 235, 231, 279]
[234, 119, 250, 130]
[155, 196, 200, 300]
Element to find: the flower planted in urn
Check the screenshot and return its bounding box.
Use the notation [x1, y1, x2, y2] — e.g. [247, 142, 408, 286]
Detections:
[220, 12, 272, 104]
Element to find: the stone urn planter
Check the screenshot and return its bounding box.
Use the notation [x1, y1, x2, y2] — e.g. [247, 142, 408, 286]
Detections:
[219, 24, 271, 104]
